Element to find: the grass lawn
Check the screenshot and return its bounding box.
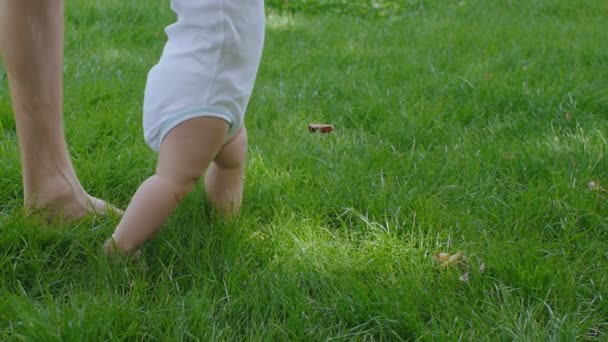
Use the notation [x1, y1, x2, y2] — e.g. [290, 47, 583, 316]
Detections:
[1, 0, 607, 340]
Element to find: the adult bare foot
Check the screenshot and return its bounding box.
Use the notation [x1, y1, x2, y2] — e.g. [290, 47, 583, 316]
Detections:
[25, 185, 122, 225]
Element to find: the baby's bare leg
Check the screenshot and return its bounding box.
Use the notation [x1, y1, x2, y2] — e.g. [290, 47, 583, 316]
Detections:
[107, 117, 228, 254]
[205, 127, 248, 218]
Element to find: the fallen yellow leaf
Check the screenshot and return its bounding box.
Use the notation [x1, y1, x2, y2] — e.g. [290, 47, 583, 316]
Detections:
[447, 252, 465, 267]
[433, 251, 465, 267]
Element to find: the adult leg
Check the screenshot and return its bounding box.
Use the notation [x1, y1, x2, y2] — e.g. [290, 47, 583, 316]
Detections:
[0, 0, 119, 222]
[107, 117, 230, 254]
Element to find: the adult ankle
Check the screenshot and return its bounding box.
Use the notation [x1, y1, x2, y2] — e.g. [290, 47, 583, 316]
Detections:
[23, 177, 89, 219]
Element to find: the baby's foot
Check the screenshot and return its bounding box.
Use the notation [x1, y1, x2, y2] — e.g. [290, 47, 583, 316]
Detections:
[103, 238, 142, 261]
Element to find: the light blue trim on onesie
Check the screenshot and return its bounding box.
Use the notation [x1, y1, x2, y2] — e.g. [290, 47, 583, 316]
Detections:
[157, 106, 241, 149]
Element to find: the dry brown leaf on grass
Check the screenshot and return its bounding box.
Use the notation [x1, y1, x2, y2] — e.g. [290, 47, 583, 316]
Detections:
[433, 251, 465, 268]
[459, 272, 469, 283]
[308, 123, 334, 134]
[433, 252, 485, 284]
[588, 180, 607, 193]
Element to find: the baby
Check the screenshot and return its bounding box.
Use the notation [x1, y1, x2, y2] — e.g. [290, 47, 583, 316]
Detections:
[104, 0, 265, 256]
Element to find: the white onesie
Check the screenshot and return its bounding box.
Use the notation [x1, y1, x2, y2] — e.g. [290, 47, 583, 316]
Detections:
[143, 0, 265, 151]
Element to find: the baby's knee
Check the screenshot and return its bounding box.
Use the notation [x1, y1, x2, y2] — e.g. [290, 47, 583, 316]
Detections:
[155, 173, 199, 201]
[214, 127, 248, 170]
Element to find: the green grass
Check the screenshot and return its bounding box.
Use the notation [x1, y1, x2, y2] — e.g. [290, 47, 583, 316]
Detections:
[1, 0, 608, 340]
